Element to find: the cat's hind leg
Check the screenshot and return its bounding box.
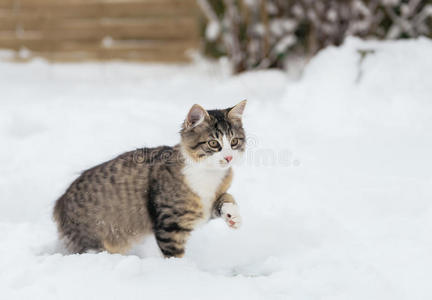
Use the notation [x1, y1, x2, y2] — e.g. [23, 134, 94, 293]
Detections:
[61, 230, 103, 254]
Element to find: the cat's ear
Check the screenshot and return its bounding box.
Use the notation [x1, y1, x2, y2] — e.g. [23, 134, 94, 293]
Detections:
[228, 100, 247, 120]
[185, 104, 208, 129]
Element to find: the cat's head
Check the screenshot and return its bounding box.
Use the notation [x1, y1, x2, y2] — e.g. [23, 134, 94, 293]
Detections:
[180, 101, 247, 169]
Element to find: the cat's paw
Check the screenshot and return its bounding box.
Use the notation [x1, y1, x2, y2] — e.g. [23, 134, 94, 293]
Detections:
[221, 203, 242, 229]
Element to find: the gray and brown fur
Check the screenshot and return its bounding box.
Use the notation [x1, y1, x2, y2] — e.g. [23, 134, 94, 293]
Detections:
[53, 101, 246, 257]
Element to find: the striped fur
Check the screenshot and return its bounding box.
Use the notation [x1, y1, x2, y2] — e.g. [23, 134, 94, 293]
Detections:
[53, 101, 246, 257]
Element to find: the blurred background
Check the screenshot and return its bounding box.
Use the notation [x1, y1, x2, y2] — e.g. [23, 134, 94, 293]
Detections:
[1, 1, 432, 299]
[0, 0, 430, 71]
[0, 0, 199, 62]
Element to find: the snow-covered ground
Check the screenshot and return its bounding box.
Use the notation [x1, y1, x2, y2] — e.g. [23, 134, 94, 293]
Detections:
[1, 37, 432, 299]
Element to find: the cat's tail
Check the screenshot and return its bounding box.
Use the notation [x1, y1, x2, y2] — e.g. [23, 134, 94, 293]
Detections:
[53, 195, 66, 230]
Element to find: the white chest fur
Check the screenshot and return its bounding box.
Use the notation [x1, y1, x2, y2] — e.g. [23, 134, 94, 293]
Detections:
[182, 164, 228, 221]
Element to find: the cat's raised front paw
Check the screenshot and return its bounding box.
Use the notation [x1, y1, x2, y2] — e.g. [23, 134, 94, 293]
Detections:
[221, 203, 242, 229]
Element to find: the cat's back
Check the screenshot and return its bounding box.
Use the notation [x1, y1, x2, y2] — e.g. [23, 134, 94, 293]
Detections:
[53, 145, 182, 253]
[64, 145, 180, 195]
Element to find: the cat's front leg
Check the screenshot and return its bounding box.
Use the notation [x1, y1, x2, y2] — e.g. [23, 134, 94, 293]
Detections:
[213, 193, 242, 229]
[221, 202, 242, 229]
[154, 227, 190, 258]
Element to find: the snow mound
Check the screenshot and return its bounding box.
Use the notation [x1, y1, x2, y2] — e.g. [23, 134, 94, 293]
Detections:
[1, 38, 432, 299]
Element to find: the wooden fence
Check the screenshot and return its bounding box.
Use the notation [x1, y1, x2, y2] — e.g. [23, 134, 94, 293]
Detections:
[0, 0, 200, 62]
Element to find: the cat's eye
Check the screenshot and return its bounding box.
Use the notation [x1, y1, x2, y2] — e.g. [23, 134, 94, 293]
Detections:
[231, 138, 239, 147]
[208, 140, 220, 148]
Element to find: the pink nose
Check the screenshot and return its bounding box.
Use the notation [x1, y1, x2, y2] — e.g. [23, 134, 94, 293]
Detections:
[224, 156, 233, 163]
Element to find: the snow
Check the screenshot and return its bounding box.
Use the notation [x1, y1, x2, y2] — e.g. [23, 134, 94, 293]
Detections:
[205, 21, 220, 41]
[1, 37, 432, 299]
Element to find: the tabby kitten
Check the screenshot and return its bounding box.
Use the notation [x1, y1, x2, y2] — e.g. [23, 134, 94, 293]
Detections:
[53, 101, 247, 257]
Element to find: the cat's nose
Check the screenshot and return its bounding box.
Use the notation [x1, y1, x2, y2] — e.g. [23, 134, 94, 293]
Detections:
[224, 156, 233, 163]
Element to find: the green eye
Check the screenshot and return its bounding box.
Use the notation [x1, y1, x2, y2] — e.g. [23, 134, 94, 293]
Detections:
[208, 140, 220, 148]
[231, 138, 239, 147]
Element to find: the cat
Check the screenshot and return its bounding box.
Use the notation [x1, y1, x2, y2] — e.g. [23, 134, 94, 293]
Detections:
[53, 101, 247, 257]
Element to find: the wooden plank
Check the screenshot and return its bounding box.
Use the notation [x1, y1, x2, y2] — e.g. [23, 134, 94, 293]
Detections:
[20, 51, 191, 63]
[53, 39, 197, 53]
[102, 1, 197, 18]
[0, 18, 199, 40]
[0, 33, 46, 51]
[6, 39, 196, 62]
[15, 0, 194, 5]
[0, 0, 14, 9]
[0, 0, 197, 18]
[0, 33, 197, 51]
[0, 15, 48, 31]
